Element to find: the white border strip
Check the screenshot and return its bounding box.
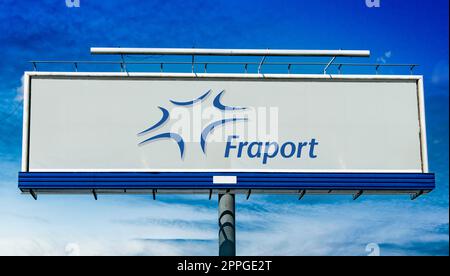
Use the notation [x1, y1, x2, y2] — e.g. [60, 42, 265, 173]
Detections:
[417, 77, 429, 172]
[20, 73, 31, 172]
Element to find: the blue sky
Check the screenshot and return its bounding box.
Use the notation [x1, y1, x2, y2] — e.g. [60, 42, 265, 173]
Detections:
[0, 0, 448, 255]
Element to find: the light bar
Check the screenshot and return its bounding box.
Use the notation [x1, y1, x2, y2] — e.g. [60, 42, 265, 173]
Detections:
[90, 47, 370, 57]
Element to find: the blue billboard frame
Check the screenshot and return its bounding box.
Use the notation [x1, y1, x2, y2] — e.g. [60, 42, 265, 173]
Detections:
[19, 172, 435, 198]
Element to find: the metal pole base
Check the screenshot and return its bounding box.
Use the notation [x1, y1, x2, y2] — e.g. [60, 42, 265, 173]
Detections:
[218, 192, 236, 256]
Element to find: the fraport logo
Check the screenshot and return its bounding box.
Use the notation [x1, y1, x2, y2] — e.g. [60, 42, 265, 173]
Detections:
[138, 89, 319, 164]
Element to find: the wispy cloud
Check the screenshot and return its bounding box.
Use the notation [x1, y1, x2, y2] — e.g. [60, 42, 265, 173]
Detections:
[14, 76, 24, 102]
[0, 181, 448, 256]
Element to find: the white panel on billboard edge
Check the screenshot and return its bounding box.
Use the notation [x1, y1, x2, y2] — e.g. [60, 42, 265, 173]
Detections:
[19, 72, 434, 194]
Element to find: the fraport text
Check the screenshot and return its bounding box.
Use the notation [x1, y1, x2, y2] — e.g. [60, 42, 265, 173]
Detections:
[224, 135, 319, 164]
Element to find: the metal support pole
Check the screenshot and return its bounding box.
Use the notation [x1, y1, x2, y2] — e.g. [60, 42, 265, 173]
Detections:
[218, 192, 236, 256]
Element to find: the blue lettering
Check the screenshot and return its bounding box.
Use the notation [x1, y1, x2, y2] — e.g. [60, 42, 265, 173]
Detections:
[280, 142, 296, 158]
[297, 142, 308, 158]
[224, 136, 319, 164]
[237, 141, 249, 158]
[224, 135, 239, 157]
[248, 142, 262, 158]
[309, 138, 318, 158]
[262, 142, 279, 164]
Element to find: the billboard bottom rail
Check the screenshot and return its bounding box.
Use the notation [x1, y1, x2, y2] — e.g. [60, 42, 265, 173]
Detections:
[18, 172, 435, 199]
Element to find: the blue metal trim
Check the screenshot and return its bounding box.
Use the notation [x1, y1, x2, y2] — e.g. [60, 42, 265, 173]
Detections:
[18, 172, 435, 191]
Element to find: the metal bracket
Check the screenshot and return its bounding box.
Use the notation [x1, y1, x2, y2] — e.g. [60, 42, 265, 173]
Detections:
[411, 190, 424, 200]
[191, 55, 195, 73]
[244, 63, 248, 73]
[209, 189, 212, 200]
[30, 189, 37, 200]
[152, 189, 157, 200]
[160, 63, 164, 72]
[246, 189, 252, 200]
[375, 64, 380, 74]
[92, 189, 98, 200]
[323, 56, 336, 74]
[287, 64, 292, 74]
[298, 190, 306, 200]
[258, 56, 267, 74]
[73, 62, 78, 72]
[338, 64, 343, 74]
[353, 190, 364, 200]
[120, 54, 127, 72]
[410, 65, 416, 75]
[204, 63, 208, 73]
[32, 62, 37, 71]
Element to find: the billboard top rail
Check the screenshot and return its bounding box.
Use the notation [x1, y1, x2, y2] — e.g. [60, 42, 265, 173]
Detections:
[29, 47, 419, 75]
[28, 61, 419, 75]
[90, 47, 370, 57]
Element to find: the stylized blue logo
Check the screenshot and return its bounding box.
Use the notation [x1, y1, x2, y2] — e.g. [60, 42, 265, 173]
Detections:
[138, 90, 248, 158]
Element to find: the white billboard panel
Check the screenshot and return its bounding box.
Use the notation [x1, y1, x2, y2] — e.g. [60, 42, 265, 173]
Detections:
[21, 73, 428, 173]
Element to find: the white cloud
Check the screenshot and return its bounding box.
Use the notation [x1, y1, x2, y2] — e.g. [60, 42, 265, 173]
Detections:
[237, 200, 448, 256]
[0, 188, 447, 255]
[0, 161, 447, 256]
[14, 75, 24, 102]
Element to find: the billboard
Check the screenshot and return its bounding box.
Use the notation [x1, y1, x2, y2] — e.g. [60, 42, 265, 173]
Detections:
[19, 72, 434, 195]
